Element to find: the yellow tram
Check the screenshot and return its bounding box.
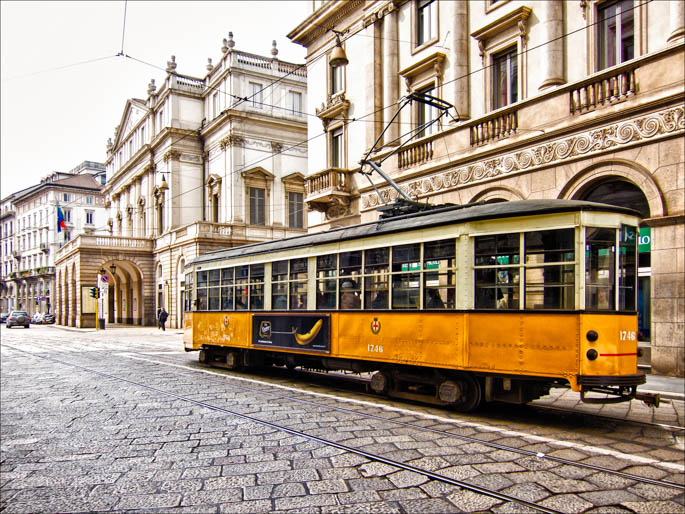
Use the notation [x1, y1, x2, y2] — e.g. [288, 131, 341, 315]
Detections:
[183, 200, 657, 411]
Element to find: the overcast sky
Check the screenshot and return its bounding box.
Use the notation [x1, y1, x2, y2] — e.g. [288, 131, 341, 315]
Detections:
[1, 0, 310, 198]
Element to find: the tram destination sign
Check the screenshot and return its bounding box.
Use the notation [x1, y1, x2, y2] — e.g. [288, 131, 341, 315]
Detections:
[252, 314, 330, 352]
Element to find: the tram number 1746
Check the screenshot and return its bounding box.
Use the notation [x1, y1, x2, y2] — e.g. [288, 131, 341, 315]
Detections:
[368, 344, 384, 353]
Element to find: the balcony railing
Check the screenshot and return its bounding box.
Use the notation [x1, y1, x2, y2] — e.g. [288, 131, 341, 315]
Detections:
[398, 139, 434, 169]
[468, 105, 518, 146]
[305, 168, 351, 199]
[570, 66, 637, 115]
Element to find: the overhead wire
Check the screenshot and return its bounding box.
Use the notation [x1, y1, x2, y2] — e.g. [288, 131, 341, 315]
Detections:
[18, 0, 653, 229]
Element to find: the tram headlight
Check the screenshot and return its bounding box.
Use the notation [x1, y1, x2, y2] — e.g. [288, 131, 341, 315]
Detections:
[586, 330, 599, 342]
[586, 349, 598, 361]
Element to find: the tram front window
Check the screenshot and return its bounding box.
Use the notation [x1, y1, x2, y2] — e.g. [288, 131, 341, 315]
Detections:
[586, 227, 616, 310]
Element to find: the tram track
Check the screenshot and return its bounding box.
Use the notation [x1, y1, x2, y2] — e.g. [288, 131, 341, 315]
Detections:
[137, 356, 685, 488]
[2, 344, 558, 514]
[287, 367, 685, 433]
[5, 341, 683, 505]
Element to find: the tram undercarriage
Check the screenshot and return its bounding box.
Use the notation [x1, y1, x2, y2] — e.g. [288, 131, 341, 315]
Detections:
[198, 345, 565, 412]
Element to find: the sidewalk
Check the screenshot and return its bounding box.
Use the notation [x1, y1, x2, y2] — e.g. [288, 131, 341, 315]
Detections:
[45, 323, 683, 400]
[642, 373, 685, 401]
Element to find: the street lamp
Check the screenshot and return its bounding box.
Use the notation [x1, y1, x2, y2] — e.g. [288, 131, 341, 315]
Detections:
[109, 263, 117, 276]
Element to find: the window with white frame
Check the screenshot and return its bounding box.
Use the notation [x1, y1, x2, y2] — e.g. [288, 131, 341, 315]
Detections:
[249, 187, 266, 226]
[417, 0, 437, 47]
[597, 0, 634, 71]
[249, 82, 263, 108]
[63, 193, 70, 202]
[330, 127, 344, 168]
[492, 46, 518, 109]
[85, 211, 94, 225]
[289, 91, 302, 115]
[86, 195, 93, 205]
[63, 208, 72, 223]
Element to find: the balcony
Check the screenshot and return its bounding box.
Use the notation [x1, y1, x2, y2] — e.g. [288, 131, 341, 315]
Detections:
[56, 234, 154, 260]
[467, 104, 518, 146]
[398, 139, 434, 169]
[40, 242, 49, 253]
[305, 168, 352, 218]
[570, 66, 637, 115]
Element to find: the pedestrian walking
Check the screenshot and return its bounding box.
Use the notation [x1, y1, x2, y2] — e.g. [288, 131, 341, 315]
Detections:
[158, 307, 168, 331]
[156, 307, 162, 329]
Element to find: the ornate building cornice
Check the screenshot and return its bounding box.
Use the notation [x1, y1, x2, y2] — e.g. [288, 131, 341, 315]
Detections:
[362, 106, 685, 210]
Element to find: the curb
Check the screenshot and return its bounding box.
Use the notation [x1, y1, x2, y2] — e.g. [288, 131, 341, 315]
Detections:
[638, 388, 685, 402]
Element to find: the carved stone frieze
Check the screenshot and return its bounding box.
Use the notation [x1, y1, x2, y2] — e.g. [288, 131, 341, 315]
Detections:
[362, 106, 685, 209]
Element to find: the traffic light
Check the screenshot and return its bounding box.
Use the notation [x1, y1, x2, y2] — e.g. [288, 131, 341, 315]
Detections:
[89, 287, 99, 299]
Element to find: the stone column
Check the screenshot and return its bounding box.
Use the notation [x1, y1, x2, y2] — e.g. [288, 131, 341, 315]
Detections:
[383, 5, 399, 146]
[667, 0, 685, 43]
[539, 0, 565, 90]
[449, 0, 470, 119]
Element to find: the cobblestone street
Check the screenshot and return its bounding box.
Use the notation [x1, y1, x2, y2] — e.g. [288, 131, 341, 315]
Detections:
[1, 326, 683, 513]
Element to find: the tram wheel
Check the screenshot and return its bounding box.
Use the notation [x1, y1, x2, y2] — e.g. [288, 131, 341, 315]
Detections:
[449, 373, 482, 412]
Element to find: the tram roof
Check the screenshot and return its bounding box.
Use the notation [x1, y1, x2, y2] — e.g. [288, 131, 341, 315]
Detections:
[190, 200, 639, 266]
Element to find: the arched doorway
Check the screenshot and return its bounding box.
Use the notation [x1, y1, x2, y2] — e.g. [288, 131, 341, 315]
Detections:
[573, 177, 653, 360]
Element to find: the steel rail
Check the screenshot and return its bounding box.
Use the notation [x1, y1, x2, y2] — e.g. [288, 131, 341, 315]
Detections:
[4, 345, 561, 514]
[167, 359, 685, 491]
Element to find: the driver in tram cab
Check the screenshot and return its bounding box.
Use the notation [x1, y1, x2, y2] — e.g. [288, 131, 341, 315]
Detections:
[340, 279, 361, 309]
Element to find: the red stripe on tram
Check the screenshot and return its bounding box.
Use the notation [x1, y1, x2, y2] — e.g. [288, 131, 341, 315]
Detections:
[599, 353, 638, 357]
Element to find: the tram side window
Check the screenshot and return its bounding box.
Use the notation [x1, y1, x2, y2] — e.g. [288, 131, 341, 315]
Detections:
[196, 270, 208, 310]
[339, 251, 362, 309]
[392, 243, 421, 309]
[272, 260, 288, 309]
[185, 272, 193, 311]
[208, 269, 221, 310]
[524, 229, 575, 310]
[250, 264, 265, 310]
[221, 268, 234, 310]
[364, 248, 389, 309]
[235, 266, 249, 310]
[586, 227, 616, 310]
[424, 239, 456, 309]
[290, 258, 308, 310]
[619, 225, 637, 311]
[474, 233, 520, 309]
[317, 254, 337, 309]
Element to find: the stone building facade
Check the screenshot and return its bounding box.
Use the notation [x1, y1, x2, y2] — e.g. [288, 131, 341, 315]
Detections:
[0, 164, 106, 317]
[54, 36, 308, 330]
[288, 0, 684, 375]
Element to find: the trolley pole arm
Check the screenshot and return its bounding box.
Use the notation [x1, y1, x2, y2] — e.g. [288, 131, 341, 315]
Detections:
[362, 160, 415, 204]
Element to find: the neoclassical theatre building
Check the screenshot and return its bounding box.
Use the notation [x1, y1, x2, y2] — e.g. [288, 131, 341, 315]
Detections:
[288, 0, 683, 375]
[54, 36, 308, 330]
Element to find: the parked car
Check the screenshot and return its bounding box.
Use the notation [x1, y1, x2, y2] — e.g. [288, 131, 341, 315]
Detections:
[30, 312, 45, 324]
[0, 312, 8, 323]
[6, 311, 30, 328]
[42, 313, 56, 324]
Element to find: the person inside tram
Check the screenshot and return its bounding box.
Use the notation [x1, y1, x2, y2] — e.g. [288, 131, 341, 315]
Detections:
[340, 279, 361, 309]
[426, 288, 445, 308]
[371, 289, 388, 309]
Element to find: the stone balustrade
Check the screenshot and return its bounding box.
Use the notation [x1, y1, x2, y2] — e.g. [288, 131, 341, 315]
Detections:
[398, 139, 434, 169]
[468, 106, 518, 146]
[305, 168, 351, 198]
[570, 67, 637, 115]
